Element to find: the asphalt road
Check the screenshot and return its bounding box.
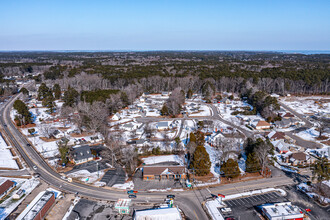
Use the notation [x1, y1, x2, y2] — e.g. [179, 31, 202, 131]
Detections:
[0, 94, 295, 220]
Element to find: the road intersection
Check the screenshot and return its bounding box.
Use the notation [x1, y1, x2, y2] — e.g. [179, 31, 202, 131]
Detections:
[0, 93, 297, 219]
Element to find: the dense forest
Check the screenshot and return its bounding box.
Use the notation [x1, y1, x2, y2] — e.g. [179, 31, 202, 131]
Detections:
[0, 51, 329, 95]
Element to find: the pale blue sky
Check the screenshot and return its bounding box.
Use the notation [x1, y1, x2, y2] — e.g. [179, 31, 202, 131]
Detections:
[0, 0, 329, 50]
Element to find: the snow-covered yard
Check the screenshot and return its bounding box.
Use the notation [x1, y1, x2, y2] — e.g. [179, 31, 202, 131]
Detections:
[67, 169, 105, 184]
[281, 96, 330, 115]
[0, 134, 19, 170]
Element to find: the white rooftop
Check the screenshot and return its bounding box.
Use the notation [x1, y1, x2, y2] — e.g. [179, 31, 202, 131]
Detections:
[134, 207, 182, 220]
[261, 202, 304, 220]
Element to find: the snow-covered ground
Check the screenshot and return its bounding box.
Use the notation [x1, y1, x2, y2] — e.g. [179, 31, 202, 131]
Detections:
[281, 96, 330, 115]
[142, 155, 184, 165]
[0, 178, 39, 220]
[67, 170, 105, 184]
[297, 182, 330, 204]
[112, 181, 134, 190]
[295, 128, 319, 141]
[0, 134, 19, 169]
[204, 144, 220, 178]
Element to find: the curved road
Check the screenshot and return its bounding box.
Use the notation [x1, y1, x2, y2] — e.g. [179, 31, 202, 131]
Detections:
[0, 94, 294, 220]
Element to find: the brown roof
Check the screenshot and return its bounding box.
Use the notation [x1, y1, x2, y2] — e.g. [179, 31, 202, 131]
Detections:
[271, 132, 286, 140]
[0, 180, 15, 196]
[283, 112, 295, 118]
[256, 121, 271, 127]
[143, 166, 186, 176]
[291, 152, 307, 161]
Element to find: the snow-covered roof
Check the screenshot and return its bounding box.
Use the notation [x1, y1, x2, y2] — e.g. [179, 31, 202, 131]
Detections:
[134, 207, 182, 220]
[16, 191, 55, 220]
[261, 202, 303, 219]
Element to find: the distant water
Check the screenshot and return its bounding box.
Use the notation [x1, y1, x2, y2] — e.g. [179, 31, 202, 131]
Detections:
[274, 50, 330, 55]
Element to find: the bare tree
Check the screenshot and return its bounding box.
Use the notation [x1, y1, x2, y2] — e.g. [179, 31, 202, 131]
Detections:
[317, 117, 330, 138]
[77, 101, 109, 133]
[167, 87, 185, 116]
[59, 105, 73, 127]
[39, 124, 53, 139]
[121, 146, 139, 176]
[254, 141, 272, 176]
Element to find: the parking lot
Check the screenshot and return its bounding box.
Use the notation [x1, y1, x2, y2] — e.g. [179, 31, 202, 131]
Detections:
[222, 192, 286, 220]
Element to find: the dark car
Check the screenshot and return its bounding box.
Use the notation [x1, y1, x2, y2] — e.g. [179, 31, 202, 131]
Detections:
[27, 143, 31, 146]
[167, 195, 175, 199]
[128, 194, 137, 199]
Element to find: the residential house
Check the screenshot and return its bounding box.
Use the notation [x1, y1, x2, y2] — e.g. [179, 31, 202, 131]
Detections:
[142, 166, 187, 181]
[112, 113, 121, 121]
[52, 129, 64, 139]
[272, 140, 290, 154]
[266, 131, 286, 141]
[289, 152, 316, 166]
[122, 123, 138, 131]
[251, 120, 271, 130]
[0, 180, 16, 200]
[157, 121, 170, 130]
[72, 145, 94, 164]
[221, 98, 231, 104]
[274, 118, 299, 128]
[282, 112, 295, 119]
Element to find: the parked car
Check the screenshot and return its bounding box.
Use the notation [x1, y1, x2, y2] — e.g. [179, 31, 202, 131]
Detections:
[167, 195, 175, 199]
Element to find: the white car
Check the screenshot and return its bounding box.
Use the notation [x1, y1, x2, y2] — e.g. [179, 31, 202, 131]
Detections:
[33, 165, 37, 170]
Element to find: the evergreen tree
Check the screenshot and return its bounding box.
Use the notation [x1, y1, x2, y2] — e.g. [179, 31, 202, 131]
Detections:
[42, 94, 56, 113]
[312, 157, 329, 183]
[190, 145, 211, 176]
[221, 158, 240, 178]
[120, 91, 129, 106]
[160, 104, 169, 116]
[186, 89, 193, 99]
[13, 99, 32, 125]
[53, 84, 61, 100]
[189, 132, 197, 143]
[245, 152, 261, 173]
[20, 87, 29, 96]
[37, 83, 50, 100]
[63, 87, 79, 107]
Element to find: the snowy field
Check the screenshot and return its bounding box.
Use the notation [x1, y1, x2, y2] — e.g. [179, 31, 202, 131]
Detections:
[281, 96, 330, 115]
[0, 133, 19, 169]
[0, 178, 39, 220]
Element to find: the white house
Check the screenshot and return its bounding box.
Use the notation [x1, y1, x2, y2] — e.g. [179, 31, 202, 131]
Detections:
[112, 113, 121, 121]
[157, 121, 169, 130]
[122, 123, 138, 131]
[251, 120, 271, 130]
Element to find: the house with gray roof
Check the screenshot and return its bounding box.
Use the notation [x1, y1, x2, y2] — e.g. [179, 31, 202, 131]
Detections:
[157, 121, 170, 130]
[72, 145, 94, 164]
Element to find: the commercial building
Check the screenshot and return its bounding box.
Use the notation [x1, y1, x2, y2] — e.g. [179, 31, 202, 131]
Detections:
[133, 207, 182, 220]
[142, 166, 187, 180]
[261, 202, 304, 220]
[16, 191, 55, 220]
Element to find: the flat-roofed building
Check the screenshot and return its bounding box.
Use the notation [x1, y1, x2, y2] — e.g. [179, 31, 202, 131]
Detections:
[16, 191, 55, 220]
[261, 202, 304, 220]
